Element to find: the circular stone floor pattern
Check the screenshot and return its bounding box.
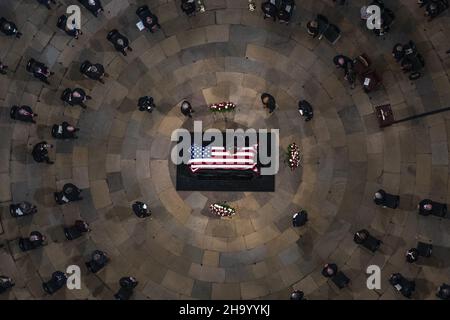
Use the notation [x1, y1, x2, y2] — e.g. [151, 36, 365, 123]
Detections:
[0, 0, 450, 300]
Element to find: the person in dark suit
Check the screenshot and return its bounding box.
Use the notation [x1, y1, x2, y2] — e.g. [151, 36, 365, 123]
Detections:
[306, 20, 319, 37]
[57, 15, 82, 39]
[354, 229, 382, 252]
[0, 276, 14, 294]
[32, 141, 54, 164]
[290, 290, 306, 300]
[10, 201, 38, 218]
[261, 93, 276, 113]
[406, 248, 419, 263]
[52, 122, 80, 139]
[418, 199, 447, 217]
[86, 250, 109, 273]
[61, 88, 92, 109]
[261, 0, 278, 21]
[437, 283, 450, 300]
[107, 30, 133, 56]
[0, 17, 22, 38]
[26, 58, 54, 84]
[55, 183, 83, 204]
[333, 55, 355, 88]
[181, 0, 196, 16]
[373, 189, 400, 209]
[64, 220, 90, 240]
[114, 277, 138, 300]
[298, 100, 313, 121]
[78, 0, 104, 17]
[292, 210, 308, 227]
[42, 271, 67, 295]
[277, 0, 295, 24]
[0, 61, 7, 74]
[389, 273, 415, 298]
[80, 60, 107, 83]
[37, 0, 56, 9]
[136, 5, 161, 33]
[10, 105, 38, 123]
[132, 201, 151, 218]
[181, 100, 194, 118]
[138, 96, 155, 113]
[424, 0, 449, 21]
[322, 263, 338, 278]
[19, 231, 46, 251]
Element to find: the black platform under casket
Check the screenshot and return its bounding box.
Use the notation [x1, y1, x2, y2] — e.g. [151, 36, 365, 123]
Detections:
[176, 132, 276, 192]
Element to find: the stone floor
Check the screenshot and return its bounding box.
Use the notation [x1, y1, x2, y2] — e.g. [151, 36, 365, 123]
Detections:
[0, 0, 449, 300]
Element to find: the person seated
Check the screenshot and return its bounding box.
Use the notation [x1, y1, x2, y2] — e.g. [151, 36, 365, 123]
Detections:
[64, 220, 90, 240]
[19, 231, 46, 251]
[80, 60, 107, 83]
[333, 55, 355, 88]
[261, 93, 276, 113]
[78, 0, 104, 17]
[0, 17, 22, 38]
[0, 276, 14, 294]
[32, 141, 54, 164]
[261, 0, 278, 21]
[298, 100, 313, 121]
[26, 58, 54, 84]
[425, 0, 449, 21]
[86, 250, 109, 273]
[401, 53, 425, 80]
[373, 189, 400, 209]
[55, 183, 83, 204]
[42, 271, 67, 295]
[61, 88, 92, 109]
[292, 210, 308, 227]
[389, 273, 415, 298]
[136, 5, 161, 33]
[0, 61, 7, 74]
[373, 7, 395, 36]
[10, 201, 38, 218]
[290, 290, 305, 300]
[181, 0, 197, 16]
[10, 105, 37, 123]
[353, 229, 381, 252]
[107, 29, 133, 56]
[114, 276, 138, 300]
[57, 15, 82, 39]
[436, 283, 450, 300]
[138, 96, 155, 113]
[306, 20, 319, 37]
[405, 247, 420, 263]
[418, 199, 447, 217]
[181, 100, 194, 118]
[277, 0, 295, 24]
[37, 0, 56, 10]
[322, 263, 338, 278]
[132, 201, 151, 218]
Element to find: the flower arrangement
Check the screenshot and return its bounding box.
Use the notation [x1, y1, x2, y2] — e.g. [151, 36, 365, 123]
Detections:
[287, 143, 301, 170]
[209, 102, 236, 113]
[210, 202, 236, 217]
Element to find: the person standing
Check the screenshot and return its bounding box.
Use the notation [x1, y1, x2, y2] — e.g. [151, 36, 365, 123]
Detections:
[138, 96, 155, 113]
[261, 93, 276, 113]
[180, 100, 194, 118]
[0, 61, 7, 74]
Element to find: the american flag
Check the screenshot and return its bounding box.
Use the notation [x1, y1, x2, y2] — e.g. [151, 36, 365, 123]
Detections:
[188, 144, 259, 173]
